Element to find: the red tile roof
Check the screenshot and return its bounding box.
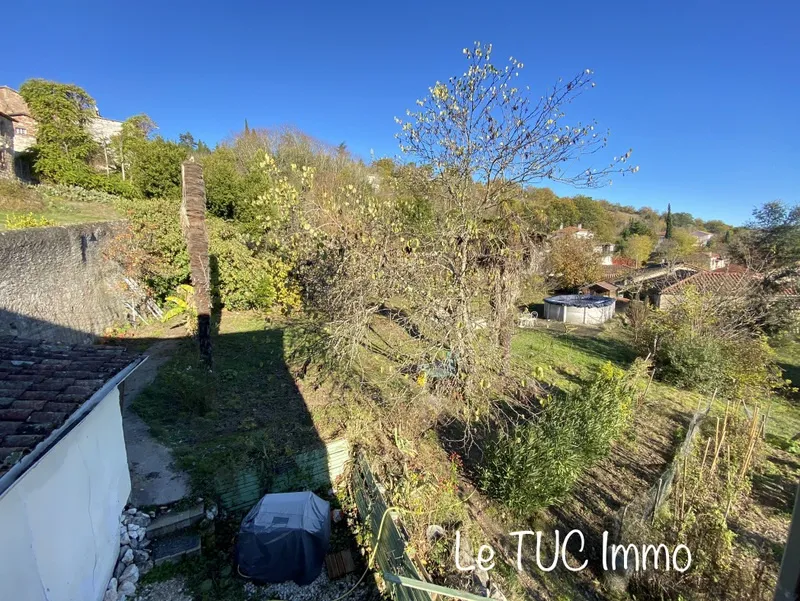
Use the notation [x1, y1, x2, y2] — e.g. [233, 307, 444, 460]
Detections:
[659, 270, 754, 295]
[0, 338, 139, 476]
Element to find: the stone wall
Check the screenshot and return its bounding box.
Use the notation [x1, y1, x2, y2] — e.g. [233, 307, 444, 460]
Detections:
[0, 222, 132, 344]
[87, 116, 123, 144]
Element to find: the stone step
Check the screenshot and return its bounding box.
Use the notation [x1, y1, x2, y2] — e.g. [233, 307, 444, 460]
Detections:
[152, 533, 202, 566]
[146, 503, 205, 539]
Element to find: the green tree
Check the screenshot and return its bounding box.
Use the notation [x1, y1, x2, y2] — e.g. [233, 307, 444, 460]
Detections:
[658, 228, 696, 267]
[573, 195, 615, 240]
[113, 114, 156, 182]
[19, 79, 98, 182]
[201, 146, 245, 218]
[623, 233, 655, 266]
[665, 203, 674, 239]
[129, 137, 187, 198]
[620, 218, 653, 240]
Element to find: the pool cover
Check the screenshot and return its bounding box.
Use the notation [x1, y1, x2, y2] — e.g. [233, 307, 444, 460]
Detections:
[236, 491, 331, 585]
[544, 294, 615, 308]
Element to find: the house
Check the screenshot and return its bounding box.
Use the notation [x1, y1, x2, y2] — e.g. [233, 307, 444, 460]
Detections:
[686, 251, 727, 271]
[0, 337, 142, 601]
[594, 242, 616, 265]
[655, 269, 753, 309]
[0, 86, 124, 179]
[551, 224, 615, 265]
[552, 223, 594, 240]
[690, 230, 714, 247]
[0, 112, 13, 179]
[0, 86, 37, 153]
[582, 281, 618, 298]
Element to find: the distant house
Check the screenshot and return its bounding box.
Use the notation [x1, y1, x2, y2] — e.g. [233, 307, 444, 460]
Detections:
[655, 230, 714, 249]
[690, 230, 714, 247]
[552, 224, 595, 241]
[551, 224, 615, 265]
[0, 87, 38, 153]
[0, 112, 13, 179]
[686, 251, 726, 271]
[0, 86, 124, 179]
[582, 281, 618, 297]
[0, 337, 142, 601]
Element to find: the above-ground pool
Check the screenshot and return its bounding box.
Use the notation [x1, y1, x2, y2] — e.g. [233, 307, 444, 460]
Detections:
[543, 294, 615, 325]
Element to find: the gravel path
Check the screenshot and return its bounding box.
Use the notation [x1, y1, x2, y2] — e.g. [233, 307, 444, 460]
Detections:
[134, 578, 192, 601]
[244, 566, 373, 601]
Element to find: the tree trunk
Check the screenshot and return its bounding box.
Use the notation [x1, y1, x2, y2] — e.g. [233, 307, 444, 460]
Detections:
[181, 160, 213, 368]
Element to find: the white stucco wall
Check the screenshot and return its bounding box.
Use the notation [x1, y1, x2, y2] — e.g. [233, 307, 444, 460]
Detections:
[0, 387, 130, 601]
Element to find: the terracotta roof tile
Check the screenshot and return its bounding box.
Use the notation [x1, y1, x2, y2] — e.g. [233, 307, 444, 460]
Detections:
[659, 270, 755, 295]
[0, 337, 139, 476]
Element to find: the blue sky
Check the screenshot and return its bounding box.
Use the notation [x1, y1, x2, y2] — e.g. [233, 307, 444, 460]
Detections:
[6, 0, 798, 225]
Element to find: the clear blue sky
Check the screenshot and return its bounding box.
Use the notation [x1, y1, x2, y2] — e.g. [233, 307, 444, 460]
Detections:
[6, 0, 798, 225]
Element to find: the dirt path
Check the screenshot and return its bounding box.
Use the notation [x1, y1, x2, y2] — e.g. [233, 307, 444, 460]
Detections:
[122, 339, 191, 507]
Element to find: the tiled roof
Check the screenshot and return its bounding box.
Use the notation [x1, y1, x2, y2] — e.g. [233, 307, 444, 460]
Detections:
[602, 264, 636, 282]
[0, 337, 139, 476]
[659, 270, 753, 295]
[589, 281, 617, 291]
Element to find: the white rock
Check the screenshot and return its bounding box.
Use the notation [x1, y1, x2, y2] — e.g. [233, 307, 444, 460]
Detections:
[133, 549, 150, 564]
[205, 510, 215, 520]
[113, 561, 125, 579]
[118, 580, 136, 596]
[120, 532, 130, 546]
[107, 578, 117, 592]
[126, 508, 138, 515]
[121, 548, 134, 564]
[120, 563, 139, 585]
[103, 587, 117, 601]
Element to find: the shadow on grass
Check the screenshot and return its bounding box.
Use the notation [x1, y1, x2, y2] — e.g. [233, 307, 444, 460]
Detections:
[131, 326, 328, 501]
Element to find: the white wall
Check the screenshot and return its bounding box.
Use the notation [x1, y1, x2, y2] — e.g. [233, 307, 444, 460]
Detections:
[0, 388, 130, 601]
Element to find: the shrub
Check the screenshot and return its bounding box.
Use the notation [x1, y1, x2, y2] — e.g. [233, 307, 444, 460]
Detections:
[37, 181, 132, 204]
[116, 196, 301, 313]
[5, 213, 56, 230]
[482, 361, 645, 515]
[209, 219, 301, 312]
[639, 287, 783, 399]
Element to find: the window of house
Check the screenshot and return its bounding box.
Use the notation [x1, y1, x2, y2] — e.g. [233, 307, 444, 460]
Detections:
[15, 127, 27, 135]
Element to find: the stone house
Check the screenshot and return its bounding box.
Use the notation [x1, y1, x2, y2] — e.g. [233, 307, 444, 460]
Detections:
[0, 86, 124, 177]
[0, 111, 14, 179]
[0, 86, 38, 153]
[0, 337, 142, 601]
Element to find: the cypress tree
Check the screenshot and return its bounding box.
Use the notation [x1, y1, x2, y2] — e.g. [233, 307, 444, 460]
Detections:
[665, 203, 674, 239]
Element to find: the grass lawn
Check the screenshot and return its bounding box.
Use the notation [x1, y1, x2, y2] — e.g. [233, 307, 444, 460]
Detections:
[0, 179, 120, 229]
[130, 312, 341, 498]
